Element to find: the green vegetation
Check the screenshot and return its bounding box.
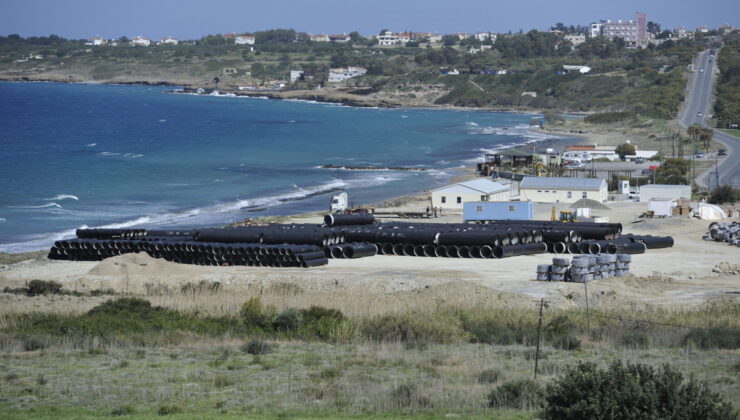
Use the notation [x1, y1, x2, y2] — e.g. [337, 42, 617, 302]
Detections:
[615, 143, 636, 160]
[0, 30, 709, 117]
[708, 186, 740, 204]
[4, 297, 739, 350]
[714, 34, 740, 130]
[544, 362, 737, 419]
[584, 111, 632, 124]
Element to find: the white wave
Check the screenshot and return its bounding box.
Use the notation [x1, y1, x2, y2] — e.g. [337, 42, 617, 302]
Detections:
[9, 202, 62, 209]
[0, 218, 5, 222]
[159, 119, 167, 122]
[44, 194, 79, 201]
[466, 122, 479, 126]
[86, 143, 97, 147]
[0, 174, 407, 253]
[99, 151, 121, 156]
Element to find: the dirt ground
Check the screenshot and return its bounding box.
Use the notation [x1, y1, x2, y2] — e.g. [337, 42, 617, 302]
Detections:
[1, 201, 737, 315]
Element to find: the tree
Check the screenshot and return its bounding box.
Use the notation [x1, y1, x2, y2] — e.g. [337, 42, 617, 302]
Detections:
[443, 35, 458, 46]
[708, 186, 739, 204]
[657, 30, 673, 39]
[349, 31, 365, 44]
[615, 143, 636, 160]
[647, 21, 662, 35]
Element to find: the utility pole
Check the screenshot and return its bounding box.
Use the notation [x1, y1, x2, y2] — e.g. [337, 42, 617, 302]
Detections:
[584, 281, 590, 332]
[534, 299, 546, 379]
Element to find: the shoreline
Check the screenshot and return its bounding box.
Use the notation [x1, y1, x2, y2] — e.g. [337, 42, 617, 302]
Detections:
[0, 81, 584, 254]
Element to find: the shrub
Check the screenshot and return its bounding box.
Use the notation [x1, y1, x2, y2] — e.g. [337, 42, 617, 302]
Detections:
[213, 375, 235, 388]
[390, 382, 430, 408]
[584, 111, 633, 124]
[157, 405, 182, 415]
[242, 337, 272, 355]
[27, 280, 62, 296]
[301, 306, 344, 323]
[684, 325, 740, 349]
[319, 368, 341, 380]
[477, 368, 501, 384]
[488, 379, 544, 410]
[621, 330, 650, 349]
[110, 405, 134, 416]
[272, 308, 303, 331]
[708, 186, 739, 205]
[551, 334, 581, 351]
[362, 312, 466, 345]
[460, 314, 535, 345]
[239, 297, 274, 330]
[544, 362, 736, 420]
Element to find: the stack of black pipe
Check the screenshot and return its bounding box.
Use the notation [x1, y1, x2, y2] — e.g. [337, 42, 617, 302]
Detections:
[47, 228, 331, 268]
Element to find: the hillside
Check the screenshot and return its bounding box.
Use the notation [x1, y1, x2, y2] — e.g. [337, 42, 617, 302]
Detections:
[0, 30, 715, 117]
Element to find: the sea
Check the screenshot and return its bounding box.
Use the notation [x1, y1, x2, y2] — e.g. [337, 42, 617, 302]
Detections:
[0, 82, 573, 253]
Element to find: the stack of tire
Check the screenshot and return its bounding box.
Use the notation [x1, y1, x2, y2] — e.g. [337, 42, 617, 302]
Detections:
[704, 222, 740, 246]
[536, 264, 551, 281]
[570, 256, 593, 283]
[615, 254, 631, 276]
[550, 257, 569, 281]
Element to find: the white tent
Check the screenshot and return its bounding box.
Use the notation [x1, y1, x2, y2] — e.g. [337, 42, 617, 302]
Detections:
[693, 203, 727, 220]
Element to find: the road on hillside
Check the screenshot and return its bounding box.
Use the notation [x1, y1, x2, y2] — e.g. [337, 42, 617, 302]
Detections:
[679, 49, 740, 189]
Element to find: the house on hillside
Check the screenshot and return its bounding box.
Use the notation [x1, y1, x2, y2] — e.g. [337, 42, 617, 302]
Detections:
[235, 35, 255, 45]
[562, 65, 591, 74]
[160, 37, 178, 45]
[329, 34, 350, 43]
[327, 66, 367, 82]
[90, 37, 106, 46]
[310, 34, 330, 42]
[564, 34, 585, 46]
[519, 177, 608, 203]
[131, 36, 150, 46]
[431, 179, 512, 210]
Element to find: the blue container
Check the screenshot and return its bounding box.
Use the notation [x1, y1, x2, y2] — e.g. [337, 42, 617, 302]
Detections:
[464, 201, 533, 221]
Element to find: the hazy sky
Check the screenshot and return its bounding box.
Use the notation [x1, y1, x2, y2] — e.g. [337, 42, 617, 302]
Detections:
[1, 0, 737, 40]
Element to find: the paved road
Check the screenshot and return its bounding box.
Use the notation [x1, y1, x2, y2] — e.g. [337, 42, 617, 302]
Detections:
[679, 50, 740, 189]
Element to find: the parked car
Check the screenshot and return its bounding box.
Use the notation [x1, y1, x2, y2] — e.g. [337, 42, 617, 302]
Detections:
[635, 157, 645, 164]
[628, 190, 639, 199]
[564, 161, 584, 168]
[697, 112, 703, 117]
[696, 152, 704, 159]
[718, 149, 727, 156]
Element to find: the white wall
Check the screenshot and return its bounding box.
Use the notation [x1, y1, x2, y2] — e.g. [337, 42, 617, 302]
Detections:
[519, 187, 607, 203]
[638, 185, 691, 202]
[431, 190, 510, 210]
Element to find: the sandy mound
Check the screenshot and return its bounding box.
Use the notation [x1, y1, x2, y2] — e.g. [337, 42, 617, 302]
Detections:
[569, 198, 611, 210]
[78, 252, 199, 294]
[713, 262, 740, 275]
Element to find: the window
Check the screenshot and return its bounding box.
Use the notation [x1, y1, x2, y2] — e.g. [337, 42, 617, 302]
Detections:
[567, 191, 572, 199]
[476, 205, 483, 212]
[441, 196, 446, 203]
[582, 192, 587, 198]
[481, 195, 488, 201]
[508, 205, 515, 212]
[456, 197, 462, 204]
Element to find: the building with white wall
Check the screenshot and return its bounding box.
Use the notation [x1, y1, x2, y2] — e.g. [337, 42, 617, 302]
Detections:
[327, 66, 367, 83]
[564, 34, 586, 46]
[638, 184, 691, 202]
[519, 177, 608, 203]
[235, 35, 255, 45]
[90, 37, 106, 46]
[590, 12, 648, 47]
[131, 36, 151, 46]
[160, 37, 178, 45]
[431, 179, 511, 210]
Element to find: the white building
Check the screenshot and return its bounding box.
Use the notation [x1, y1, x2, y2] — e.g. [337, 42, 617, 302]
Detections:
[674, 27, 695, 39]
[160, 37, 178, 45]
[90, 37, 106, 46]
[562, 65, 591, 74]
[591, 13, 648, 47]
[328, 66, 367, 83]
[311, 34, 330, 42]
[431, 179, 512, 210]
[428, 34, 443, 43]
[474, 32, 496, 42]
[290, 70, 304, 83]
[638, 184, 691, 203]
[235, 35, 255, 45]
[590, 23, 603, 38]
[564, 34, 586, 46]
[131, 36, 151, 46]
[519, 177, 608, 203]
[377, 31, 404, 46]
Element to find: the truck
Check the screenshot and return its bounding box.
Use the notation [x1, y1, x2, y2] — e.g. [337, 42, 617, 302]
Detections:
[330, 192, 348, 214]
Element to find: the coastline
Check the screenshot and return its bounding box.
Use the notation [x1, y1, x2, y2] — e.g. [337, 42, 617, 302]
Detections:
[0, 80, 584, 254]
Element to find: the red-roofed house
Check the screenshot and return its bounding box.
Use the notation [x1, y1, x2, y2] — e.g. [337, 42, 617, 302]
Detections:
[329, 34, 350, 43]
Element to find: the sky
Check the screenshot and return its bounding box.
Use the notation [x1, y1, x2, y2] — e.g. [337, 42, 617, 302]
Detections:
[0, 0, 737, 40]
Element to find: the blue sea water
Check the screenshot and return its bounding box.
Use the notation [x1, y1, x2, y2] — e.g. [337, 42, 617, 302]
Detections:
[0, 82, 570, 252]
